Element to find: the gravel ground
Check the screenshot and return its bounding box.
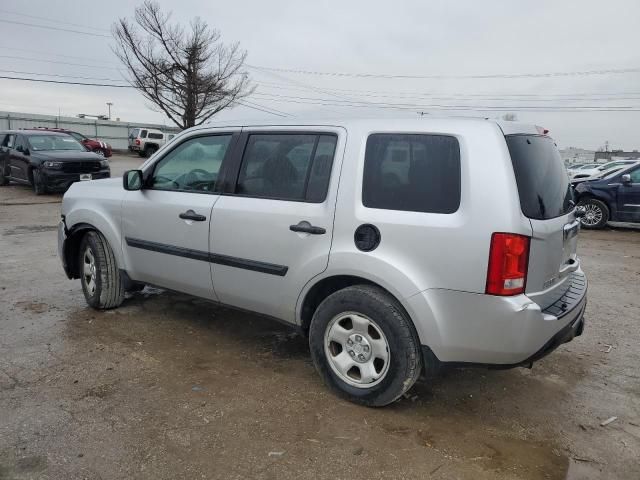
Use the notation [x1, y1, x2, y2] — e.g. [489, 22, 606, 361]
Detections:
[0, 154, 639, 480]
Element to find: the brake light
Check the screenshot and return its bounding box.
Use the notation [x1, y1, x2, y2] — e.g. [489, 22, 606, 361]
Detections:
[486, 233, 530, 296]
[135, 139, 140, 145]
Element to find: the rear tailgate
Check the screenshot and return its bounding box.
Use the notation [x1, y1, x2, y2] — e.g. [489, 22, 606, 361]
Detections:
[505, 134, 581, 309]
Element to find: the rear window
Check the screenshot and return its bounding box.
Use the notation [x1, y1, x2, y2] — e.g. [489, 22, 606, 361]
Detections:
[129, 128, 140, 139]
[362, 134, 461, 214]
[506, 135, 573, 220]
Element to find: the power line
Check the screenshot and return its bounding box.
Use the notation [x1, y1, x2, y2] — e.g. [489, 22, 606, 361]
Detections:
[247, 64, 640, 80]
[0, 54, 122, 71]
[0, 45, 120, 65]
[0, 75, 132, 88]
[0, 19, 111, 38]
[240, 99, 291, 117]
[249, 92, 640, 112]
[0, 8, 111, 32]
[235, 100, 289, 117]
[0, 69, 126, 83]
[255, 81, 640, 101]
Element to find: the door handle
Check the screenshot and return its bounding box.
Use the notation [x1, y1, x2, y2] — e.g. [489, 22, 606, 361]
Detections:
[289, 221, 326, 235]
[179, 209, 207, 222]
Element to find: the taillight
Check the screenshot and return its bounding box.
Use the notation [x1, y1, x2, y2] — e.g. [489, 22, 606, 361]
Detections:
[485, 233, 530, 296]
[135, 139, 140, 145]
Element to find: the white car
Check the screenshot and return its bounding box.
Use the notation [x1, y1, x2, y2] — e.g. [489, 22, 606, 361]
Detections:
[127, 128, 176, 158]
[571, 160, 637, 180]
[58, 117, 587, 406]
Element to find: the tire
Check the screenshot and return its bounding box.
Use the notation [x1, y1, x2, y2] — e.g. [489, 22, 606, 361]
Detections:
[0, 158, 8, 186]
[309, 285, 422, 407]
[578, 198, 609, 229]
[32, 169, 46, 195]
[79, 231, 125, 309]
[144, 146, 157, 157]
[138, 150, 147, 158]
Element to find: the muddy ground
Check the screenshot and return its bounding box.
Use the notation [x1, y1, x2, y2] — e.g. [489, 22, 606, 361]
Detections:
[1, 154, 639, 480]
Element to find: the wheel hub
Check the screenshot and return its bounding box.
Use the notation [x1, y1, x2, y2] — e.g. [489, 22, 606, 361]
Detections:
[346, 334, 372, 363]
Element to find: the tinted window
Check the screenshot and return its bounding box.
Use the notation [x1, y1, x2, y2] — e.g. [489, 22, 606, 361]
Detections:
[151, 135, 232, 192]
[140, 130, 148, 139]
[27, 134, 84, 151]
[629, 168, 640, 183]
[506, 135, 573, 220]
[362, 134, 460, 214]
[148, 132, 163, 139]
[236, 133, 337, 202]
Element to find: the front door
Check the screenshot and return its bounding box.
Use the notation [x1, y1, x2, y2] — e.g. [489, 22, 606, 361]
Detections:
[617, 166, 640, 222]
[8, 134, 29, 181]
[122, 132, 237, 300]
[209, 129, 344, 323]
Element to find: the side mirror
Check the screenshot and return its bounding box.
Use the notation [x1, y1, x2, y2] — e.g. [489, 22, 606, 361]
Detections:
[621, 174, 632, 184]
[123, 170, 144, 191]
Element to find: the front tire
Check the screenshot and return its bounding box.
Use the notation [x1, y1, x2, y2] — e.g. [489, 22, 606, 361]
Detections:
[32, 169, 46, 195]
[578, 198, 609, 229]
[79, 231, 125, 309]
[309, 285, 422, 407]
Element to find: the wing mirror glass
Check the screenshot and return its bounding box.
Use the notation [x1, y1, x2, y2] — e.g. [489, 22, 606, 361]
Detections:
[621, 173, 631, 184]
[123, 170, 144, 191]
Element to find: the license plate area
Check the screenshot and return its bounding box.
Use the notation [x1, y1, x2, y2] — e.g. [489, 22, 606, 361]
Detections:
[80, 174, 92, 181]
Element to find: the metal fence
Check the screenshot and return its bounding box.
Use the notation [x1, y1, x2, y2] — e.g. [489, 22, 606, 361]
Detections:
[0, 111, 181, 150]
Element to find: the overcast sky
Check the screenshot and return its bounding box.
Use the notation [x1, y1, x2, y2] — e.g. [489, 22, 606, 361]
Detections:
[1, 0, 639, 150]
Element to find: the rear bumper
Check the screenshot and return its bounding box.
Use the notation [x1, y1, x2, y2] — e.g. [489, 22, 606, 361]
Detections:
[41, 169, 111, 191]
[406, 267, 587, 366]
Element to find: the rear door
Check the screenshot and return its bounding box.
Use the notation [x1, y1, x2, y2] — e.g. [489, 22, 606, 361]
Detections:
[617, 166, 640, 222]
[209, 128, 344, 322]
[122, 132, 237, 300]
[505, 134, 579, 309]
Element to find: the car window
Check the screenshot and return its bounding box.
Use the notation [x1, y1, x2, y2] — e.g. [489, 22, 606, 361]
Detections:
[506, 135, 573, 220]
[69, 132, 86, 142]
[15, 135, 28, 151]
[27, 134, 84, 151]
[150, 135, 232, 192]
[148, 132, 163, 139]
[140, 130, 148, 139]
[129, 128, 140, 139]
[3, 134, 16, 149]
[363, 134, 461, 214]
[236, 133, 337, 202]
[629, 168, 640, 183]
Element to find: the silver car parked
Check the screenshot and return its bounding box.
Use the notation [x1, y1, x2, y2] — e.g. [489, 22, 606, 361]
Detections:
[58, 117, 587, 406]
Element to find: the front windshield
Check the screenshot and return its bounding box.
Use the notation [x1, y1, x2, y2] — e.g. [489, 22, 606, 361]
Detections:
[27, 135, 85, 151]
[69, 132, 87, 142]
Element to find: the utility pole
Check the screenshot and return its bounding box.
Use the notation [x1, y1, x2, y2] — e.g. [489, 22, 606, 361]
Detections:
[106, 102, 113, 120]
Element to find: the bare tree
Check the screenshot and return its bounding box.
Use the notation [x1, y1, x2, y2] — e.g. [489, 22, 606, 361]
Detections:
[501, 112, 518, 121]
[113, 1, 253, 129]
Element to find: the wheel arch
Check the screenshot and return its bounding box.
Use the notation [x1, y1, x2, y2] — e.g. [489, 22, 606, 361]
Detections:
[63, 218, 123, 279]
[297, 274, 424, 343]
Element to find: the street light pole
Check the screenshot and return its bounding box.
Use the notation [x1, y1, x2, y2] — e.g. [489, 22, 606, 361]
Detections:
[106, 102, 113, 120]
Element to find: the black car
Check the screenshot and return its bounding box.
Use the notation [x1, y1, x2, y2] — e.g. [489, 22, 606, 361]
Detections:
[575, 162, 640, 229]
[0, 130, 110, 195]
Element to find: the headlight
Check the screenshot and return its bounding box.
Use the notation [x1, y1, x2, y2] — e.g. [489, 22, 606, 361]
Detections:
[44, 161, 63, 169]
[99, 159, 109, 168]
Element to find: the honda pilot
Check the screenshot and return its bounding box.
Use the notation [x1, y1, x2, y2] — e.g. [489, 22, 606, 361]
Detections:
[58, 118, 587, 406]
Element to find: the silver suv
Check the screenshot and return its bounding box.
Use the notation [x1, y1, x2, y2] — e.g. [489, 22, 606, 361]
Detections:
[58, 118, 587, 406]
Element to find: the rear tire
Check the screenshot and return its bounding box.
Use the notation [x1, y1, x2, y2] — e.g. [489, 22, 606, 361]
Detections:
[79, 231, 125, 309]
[138, 150, 146, 158]
[578, 198, 609, 229]
[144, 146, 157, 158]
[32, 169, 46, 195]
[309, 285, 422, 407]
[0, 159, 8, 185]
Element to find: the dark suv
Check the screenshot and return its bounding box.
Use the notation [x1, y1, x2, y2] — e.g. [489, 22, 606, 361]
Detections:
[0, 130, 110, 195]
[575, 162, 640, 228]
